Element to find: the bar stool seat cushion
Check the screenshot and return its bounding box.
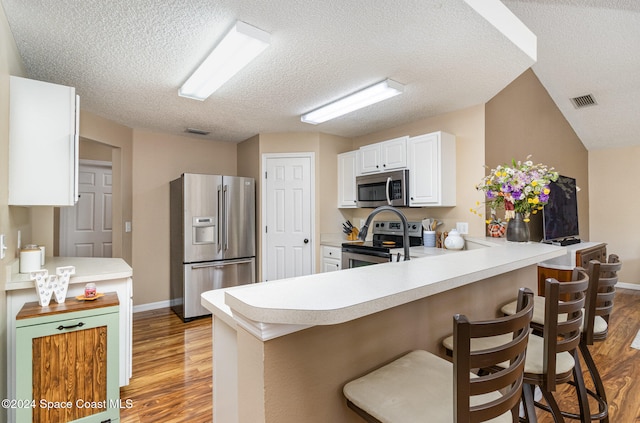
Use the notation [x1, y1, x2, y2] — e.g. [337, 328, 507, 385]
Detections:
[343, 350, 512, 423]
[501, 296, 548, 325]
[500, 297, 608, 335]
[442, 331, 575, 375]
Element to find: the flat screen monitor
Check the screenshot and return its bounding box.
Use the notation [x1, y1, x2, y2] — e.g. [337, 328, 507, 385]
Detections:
[543, 175, 579, 243]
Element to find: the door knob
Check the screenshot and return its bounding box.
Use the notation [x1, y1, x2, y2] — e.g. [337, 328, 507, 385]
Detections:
[304, 238, 309, 244]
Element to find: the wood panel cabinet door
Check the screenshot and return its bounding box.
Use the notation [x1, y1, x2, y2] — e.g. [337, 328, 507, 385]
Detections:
[16, 301, 120, 422]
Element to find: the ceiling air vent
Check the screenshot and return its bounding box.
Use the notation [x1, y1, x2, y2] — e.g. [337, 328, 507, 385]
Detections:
[185, 127, 211, 136]
[570, 94, 597, 109]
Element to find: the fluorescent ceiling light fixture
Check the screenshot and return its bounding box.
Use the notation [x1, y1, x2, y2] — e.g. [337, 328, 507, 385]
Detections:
[179, 21, 270, 100]
[301, 79, 404, 124]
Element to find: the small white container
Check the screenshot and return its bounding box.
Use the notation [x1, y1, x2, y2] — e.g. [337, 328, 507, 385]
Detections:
[444, 229, 465, 250]
[19, 247, 41, 273]
[423, 230, 436, 247]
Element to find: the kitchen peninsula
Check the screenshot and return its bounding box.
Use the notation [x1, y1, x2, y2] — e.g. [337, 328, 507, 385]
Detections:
[202, 238, 566, 423]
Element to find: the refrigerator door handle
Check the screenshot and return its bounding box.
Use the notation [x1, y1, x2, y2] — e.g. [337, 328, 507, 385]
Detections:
[224, 184, 229, 251]
[191, 258, 255, 269]
[217, 185, 222, 253]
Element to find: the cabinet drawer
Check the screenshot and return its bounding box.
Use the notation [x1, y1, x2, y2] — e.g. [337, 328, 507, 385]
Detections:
[322, 246, 342, 259]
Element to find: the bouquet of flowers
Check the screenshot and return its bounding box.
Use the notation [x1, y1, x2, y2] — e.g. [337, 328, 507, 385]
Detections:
[476, 156, 558, 221]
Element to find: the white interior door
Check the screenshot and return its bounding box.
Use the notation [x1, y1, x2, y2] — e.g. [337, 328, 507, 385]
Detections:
[263, 153, 314, 281]
[59, 160, 113, 257]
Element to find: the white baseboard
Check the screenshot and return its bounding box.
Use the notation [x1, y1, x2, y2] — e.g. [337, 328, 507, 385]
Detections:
[133, 300, 171, 313]
[617, 282, 640, 291]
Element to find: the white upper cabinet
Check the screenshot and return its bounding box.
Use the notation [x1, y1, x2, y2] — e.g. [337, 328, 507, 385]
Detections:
[408, 131, 456, 207]
[9, 76, 79, 206]
[337, 151, 357, 208]
[357, 136, 408, 175]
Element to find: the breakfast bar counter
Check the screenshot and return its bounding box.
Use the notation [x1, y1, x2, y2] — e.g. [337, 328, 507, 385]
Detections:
[202, 238, 566, 423]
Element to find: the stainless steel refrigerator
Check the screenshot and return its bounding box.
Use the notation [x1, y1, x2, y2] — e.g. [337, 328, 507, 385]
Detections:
[170, 173, 256, 321]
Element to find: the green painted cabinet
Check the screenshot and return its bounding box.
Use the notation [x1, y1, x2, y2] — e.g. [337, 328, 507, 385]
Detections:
[15, 293, 120, 422]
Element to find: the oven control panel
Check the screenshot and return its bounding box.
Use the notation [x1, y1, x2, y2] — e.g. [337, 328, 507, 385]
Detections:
[373, 220, 422, 237]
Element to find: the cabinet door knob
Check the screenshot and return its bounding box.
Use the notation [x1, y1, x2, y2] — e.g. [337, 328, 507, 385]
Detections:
[304, 238, 309, 244]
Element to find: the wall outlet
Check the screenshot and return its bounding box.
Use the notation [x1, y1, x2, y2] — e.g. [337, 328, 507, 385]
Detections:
[456, 222, 469, 234]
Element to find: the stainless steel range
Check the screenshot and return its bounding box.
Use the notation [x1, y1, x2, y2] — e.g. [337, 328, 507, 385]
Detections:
[341, 220, 423, 268]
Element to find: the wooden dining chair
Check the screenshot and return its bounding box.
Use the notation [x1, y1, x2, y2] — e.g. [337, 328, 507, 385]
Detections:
[443, 269, 591, 422]
[343, 287, 534, 423]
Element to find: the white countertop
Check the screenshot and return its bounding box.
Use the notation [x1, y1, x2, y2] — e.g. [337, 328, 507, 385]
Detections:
[5, 257, 133, 290]
[202, 238, 566, 338]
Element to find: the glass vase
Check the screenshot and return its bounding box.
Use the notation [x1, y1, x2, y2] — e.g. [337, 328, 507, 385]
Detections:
[506, 212, 530, 243]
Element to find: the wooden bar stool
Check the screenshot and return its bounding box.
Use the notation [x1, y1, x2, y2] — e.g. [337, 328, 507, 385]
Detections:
[443, 270, 591, 422]
[574, 255, 621, 422]
[500, 255, 622, 422]
[343, 287, 534, 423]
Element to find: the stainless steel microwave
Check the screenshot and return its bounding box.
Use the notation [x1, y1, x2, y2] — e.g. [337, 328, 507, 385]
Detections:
[356, 169, 409, 207]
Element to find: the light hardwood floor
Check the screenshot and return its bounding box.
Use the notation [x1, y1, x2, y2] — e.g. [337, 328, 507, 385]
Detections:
[120, 289, 640, 423]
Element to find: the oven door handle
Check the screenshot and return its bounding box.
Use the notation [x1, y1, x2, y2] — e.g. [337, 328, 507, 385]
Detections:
[386, 176, 392, 205]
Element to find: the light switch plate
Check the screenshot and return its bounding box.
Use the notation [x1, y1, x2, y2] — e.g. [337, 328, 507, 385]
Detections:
[456, 222, 469, 235]
[125, 221, 132, 233]
[0, 234, 6, 259]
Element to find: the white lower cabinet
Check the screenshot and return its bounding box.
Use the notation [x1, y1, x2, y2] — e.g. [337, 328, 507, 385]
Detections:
[408, 131, 456, 207]
[321, 246, 342, 272]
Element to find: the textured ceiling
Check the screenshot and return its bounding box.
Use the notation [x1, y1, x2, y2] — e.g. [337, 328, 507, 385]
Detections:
[502, 0, 640, 150]
[3, 1, 636, 150]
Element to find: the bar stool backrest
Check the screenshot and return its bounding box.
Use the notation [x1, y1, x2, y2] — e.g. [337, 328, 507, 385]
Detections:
[543, 269, 589, 391]
[454, 287, 535, 422]
[583, 254, 622, 345]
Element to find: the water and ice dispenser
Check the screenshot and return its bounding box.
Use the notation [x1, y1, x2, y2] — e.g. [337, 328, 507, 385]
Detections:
[192, 216, 216, 244]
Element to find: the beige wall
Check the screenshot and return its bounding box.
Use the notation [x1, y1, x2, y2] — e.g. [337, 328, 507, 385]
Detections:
[485, 69, 589, 241]
[345, 104, 487, 237]
[318, 132, 354, 237]
[589, 147, 638, 285]
[80, 137, 114, 161]
[131, 129, 237, 305]
[1, 4, 26, 418]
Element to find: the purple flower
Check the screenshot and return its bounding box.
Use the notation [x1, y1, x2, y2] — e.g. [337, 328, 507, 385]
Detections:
[501, 183, 512, 193]
[486, 191, 497, 199]
[512, 190, 523, 200]
[539, 192, 549, 203]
